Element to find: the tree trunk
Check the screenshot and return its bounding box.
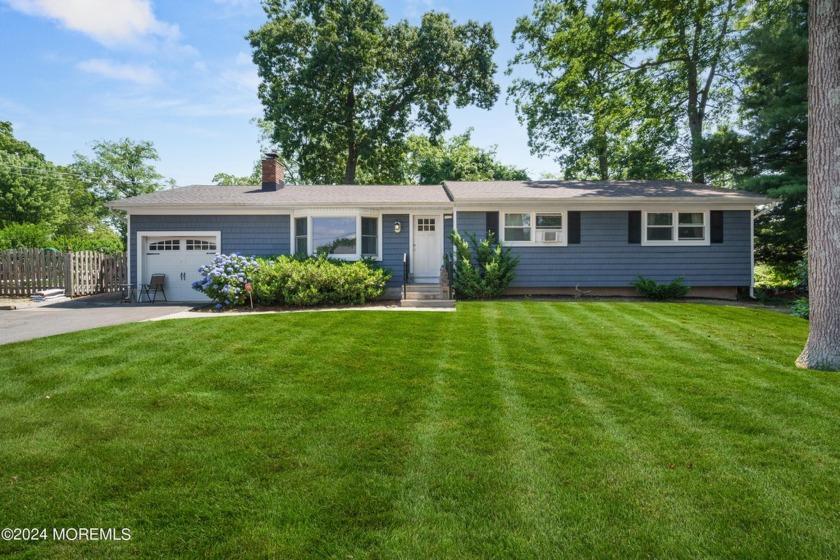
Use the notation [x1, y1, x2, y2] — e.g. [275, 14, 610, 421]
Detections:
[686, 61, 705, 184]
[344, 143, 358, 185]
[343, 84, 357, 184]
[796, 0, 840, 371]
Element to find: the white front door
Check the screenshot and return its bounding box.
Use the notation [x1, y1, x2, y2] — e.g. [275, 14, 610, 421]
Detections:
[143, 237, 217, 301]
[413, 216, 441, 282]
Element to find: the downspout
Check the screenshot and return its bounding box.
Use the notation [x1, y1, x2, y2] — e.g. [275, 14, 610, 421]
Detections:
[126, 213, 132, 301]
[750, 205, 774, 299]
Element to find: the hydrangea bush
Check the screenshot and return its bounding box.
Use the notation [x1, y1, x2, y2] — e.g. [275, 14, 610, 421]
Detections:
[192, 253, 259, 309]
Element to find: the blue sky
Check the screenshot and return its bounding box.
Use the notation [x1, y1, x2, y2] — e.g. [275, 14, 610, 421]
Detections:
[0, 0, 554, 185]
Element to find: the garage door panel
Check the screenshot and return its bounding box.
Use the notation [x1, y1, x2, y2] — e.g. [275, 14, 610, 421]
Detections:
[143, 236, 217, 302]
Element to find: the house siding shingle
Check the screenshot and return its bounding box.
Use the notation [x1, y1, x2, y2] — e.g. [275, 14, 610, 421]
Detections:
[381, 214, 410, 287]
[129, 215, 290, 282]
[455, 210, 752, 288]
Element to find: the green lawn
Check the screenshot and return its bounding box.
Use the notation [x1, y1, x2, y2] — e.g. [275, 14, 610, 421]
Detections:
[0, 302, 837, 558]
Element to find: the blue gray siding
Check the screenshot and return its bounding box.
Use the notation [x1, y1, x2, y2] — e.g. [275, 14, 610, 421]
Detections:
[129, 215, 290, 282]
[382, 214, 410, 287]
[444, 215, 454, 257]
[456, 210, 752, 288]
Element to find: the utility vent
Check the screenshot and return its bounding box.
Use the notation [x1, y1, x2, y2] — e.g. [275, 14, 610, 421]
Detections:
[540, 230, 561, 243]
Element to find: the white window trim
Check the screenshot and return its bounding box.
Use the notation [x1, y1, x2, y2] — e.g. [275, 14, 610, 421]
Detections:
[291, 213, 383, 261]
[642, 210, 710, 246]
[500, 211, 568, 247]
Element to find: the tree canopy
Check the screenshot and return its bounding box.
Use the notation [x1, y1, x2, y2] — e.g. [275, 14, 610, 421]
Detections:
[739, 0, 808, 268]
[403, 130, 529, 185]
[71, 139, 172, 235]
[509, 0, 678, 180]
[0, 121, 69, 228]
[248, 0, 499, 184]
[509, 0, 744, 183]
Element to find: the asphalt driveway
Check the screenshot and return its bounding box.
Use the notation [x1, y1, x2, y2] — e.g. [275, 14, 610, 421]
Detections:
[0, 293, 197, 345]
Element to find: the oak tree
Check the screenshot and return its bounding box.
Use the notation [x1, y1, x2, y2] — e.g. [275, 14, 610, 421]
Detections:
[248, 0, 499, 184]
[796, 0, 840, 371]
[403, 130, 529, 185]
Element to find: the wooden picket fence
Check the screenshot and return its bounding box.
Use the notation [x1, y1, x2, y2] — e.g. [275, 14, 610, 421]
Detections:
[0, 249, 127, 297]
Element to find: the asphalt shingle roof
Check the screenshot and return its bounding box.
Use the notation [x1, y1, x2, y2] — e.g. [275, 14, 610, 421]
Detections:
[442, 180, 769, 201]
[107, 183, 453, 208]
[107, 179, 770, 210]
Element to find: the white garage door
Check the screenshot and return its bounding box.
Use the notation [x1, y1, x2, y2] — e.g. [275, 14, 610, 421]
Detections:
[143, 236, 218, 301]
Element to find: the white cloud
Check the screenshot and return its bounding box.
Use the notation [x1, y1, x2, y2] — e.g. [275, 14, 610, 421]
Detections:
[5, 0, 180, 47]
[77, 58, 158, 85]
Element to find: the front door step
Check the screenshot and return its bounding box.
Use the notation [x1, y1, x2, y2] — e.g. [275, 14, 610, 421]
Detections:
[401, 283, 455, 308]
[400, 298, 456, 308]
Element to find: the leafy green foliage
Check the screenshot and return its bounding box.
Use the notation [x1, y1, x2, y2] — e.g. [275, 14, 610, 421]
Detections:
[53, 228, 125, 253]
[248, 0, 499, 184]
[508, 0, 678, 180]
[403, 130, 529, 184]
[742, 1, 807, 267]
[0, 222, 124, 253]
[450, 230, 519, 300]
[631, 275, 690, 300]
[0, 121, 70, 228]
[212, 161, 261, 186]
[509, 0, 744, 183]
[796, 254, 808, 291]
[791, 297, 809, 319]
[252, 255, 390, 307]
[71, 138, 173, 236]
[753, 264, 798, 291]
[0, 222, 53, 250]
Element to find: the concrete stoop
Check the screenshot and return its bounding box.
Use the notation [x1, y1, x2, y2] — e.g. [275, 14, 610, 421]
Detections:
[400, 284, 456, 309]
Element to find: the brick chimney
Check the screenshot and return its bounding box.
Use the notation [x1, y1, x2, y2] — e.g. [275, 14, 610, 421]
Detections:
[261, 152, 285, 191]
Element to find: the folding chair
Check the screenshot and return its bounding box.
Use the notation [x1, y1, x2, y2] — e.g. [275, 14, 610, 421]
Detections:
[143, 274, 167, 303]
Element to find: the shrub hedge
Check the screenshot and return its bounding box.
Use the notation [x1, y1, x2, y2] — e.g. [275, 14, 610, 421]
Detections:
[252, 255, 391, 307]
[631, 275, 690, 300]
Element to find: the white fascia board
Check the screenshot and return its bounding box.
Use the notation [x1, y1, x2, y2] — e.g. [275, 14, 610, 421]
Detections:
[120, 204, 455, 216]
[451, 200, 761, 212]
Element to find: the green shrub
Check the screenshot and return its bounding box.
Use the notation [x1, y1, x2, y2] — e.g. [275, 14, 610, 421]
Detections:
[796, 254, 808, 291]
[631, 275, 690, 300]
[0, 223, 124, 253]
[450, 231, 519, 300]
[754, 263, 797, 290]
[791, 297, 809, 319]
[0, 222, 53, 250]
[53, 228, 124, 253]
[252, 255, 390, 307]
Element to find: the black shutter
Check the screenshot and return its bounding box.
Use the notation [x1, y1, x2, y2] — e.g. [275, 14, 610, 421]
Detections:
[628, 211, 642, 244]
[568, 211, 581, 244]
[486, 211, 499, 240]
[710, 211, 724, 243]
